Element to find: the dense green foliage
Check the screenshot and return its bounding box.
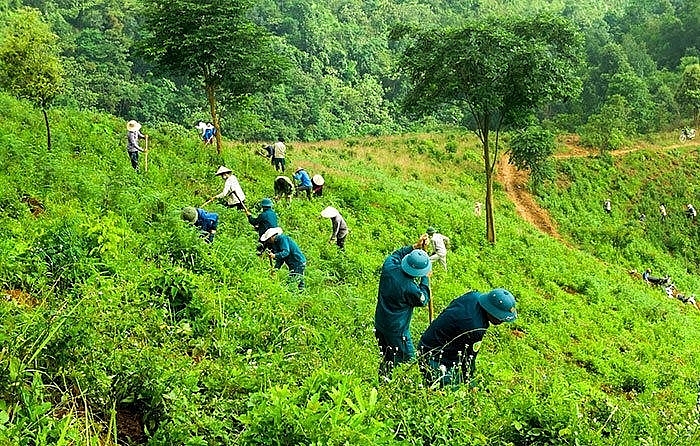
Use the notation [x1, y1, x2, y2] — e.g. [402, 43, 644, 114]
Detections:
[509, 125, 556, 190]
[0, 7, 64, 151]
[676, 63, 700, 125]
[139, 0, 287, 153]
[2, 93, 700, 444]
[0, 0, 698, 141]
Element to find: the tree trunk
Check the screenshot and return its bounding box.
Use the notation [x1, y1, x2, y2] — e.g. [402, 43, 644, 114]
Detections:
[476, 117, 496, 244]
[205, 83, 222, 155]
[42, 108, 52, 152]
[483, 140, 496, 244]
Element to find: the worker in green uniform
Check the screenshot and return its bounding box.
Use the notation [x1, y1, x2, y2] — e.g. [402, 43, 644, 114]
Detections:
[374, 234, 432, 380]
[260, 227, 307, 292]
[246, 198, 279, 254]
[418, 288, 517, 389]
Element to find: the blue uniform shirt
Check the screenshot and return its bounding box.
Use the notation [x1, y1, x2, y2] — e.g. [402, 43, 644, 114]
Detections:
[195, 208, 218, 233]
[374, 246, 431, 359]
[293, 169, 312, 187]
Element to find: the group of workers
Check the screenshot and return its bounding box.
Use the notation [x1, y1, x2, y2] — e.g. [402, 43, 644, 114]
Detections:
[126, 120, 518, 390]
[604, 198, 696, 222]
[178, 163, 346, 292]
[374, 234, 517, 388]
[195, 122, 216, 144]
[272, 170, 325, 201]
[638, 268, 699, 309]
[658, 202, 696, 220]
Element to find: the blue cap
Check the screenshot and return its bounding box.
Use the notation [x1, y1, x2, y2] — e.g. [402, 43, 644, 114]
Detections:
[478, 288, 517, 322]
[401, 249, 432, 277]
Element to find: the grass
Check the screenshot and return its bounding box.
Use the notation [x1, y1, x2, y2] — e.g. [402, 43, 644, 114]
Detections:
[1, 92, 700, 444]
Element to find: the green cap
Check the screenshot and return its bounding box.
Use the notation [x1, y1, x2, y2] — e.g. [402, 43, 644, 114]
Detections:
[261, 198, 273, 208]
[182, 207, 198, 223]
[401, 249, 432, 277]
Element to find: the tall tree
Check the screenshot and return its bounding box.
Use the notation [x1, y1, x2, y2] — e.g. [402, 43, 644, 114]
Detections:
[676, 62, 700, 127]
[0, 7, 64, 151]
[140, 0, 286, 154]
[399, 14, 583, 243]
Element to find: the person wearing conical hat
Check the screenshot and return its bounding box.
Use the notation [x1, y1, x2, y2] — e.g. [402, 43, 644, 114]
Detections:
[418, 288, 517, 389]
[293, 166, 312, 200]
[686, 203, 697, 220]
[195, 121, 207, 139]
[203, 123, 216, 144]
[195, 122, 216, 144]
[374, 234, 432, 380]
[321, 206, 348, 250]
[126, 120, 147, 171]
[181, 206, 219, 243]
[260, 227, 307, 292]
[206, 166, 246, 210]
[273, 176, 295, 202]
[312, 174, 325, 197]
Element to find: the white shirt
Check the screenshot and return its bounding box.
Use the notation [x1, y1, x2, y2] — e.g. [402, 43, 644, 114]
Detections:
[429, 233, 449, 257]
[216, 175, 245, 205]
[273, 141, 286, 158]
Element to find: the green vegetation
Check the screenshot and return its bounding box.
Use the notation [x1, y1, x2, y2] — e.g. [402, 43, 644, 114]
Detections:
[0, 7, 64, 151]
[2, 93, 700, 444]
[538, 141, 700, 289]
[139, 0, 287, 154]
[1, 1, 700, 443]
[0, 1, 698, 141]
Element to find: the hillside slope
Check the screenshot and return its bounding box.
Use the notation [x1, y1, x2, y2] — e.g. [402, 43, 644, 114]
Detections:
[1, 95, 700, 445]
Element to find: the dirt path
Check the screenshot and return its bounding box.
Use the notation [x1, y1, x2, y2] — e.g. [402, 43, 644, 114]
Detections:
[496, 155, 563, 240]
[495, 138, 694, 239]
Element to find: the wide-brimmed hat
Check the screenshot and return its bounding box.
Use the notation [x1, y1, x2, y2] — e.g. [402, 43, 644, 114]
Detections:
[321, 206, 339, 219]
[478, 288, 517, 322]
[312, 174, 325, 185]
[127, 120, 141, 132]
[260, 227, 283, 242]
[401, 249, 432, 277]
[215, 166, 232, 176]
[260, 198, 273, 208]
[181, 206, 198, 223]
[295, 166, 305, 173]
[195, 121, 207, 130]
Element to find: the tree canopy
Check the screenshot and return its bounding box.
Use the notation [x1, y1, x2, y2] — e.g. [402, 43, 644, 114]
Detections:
[400, 13, 584, 243]
[140, 0, 286, 152]
[0, 7, 64, 151]
[0, 0, 698, 141]
[676, 62, 700, 126]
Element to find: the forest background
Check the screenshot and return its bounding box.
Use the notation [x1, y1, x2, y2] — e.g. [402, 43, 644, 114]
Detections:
[0, 0, 699, 142]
